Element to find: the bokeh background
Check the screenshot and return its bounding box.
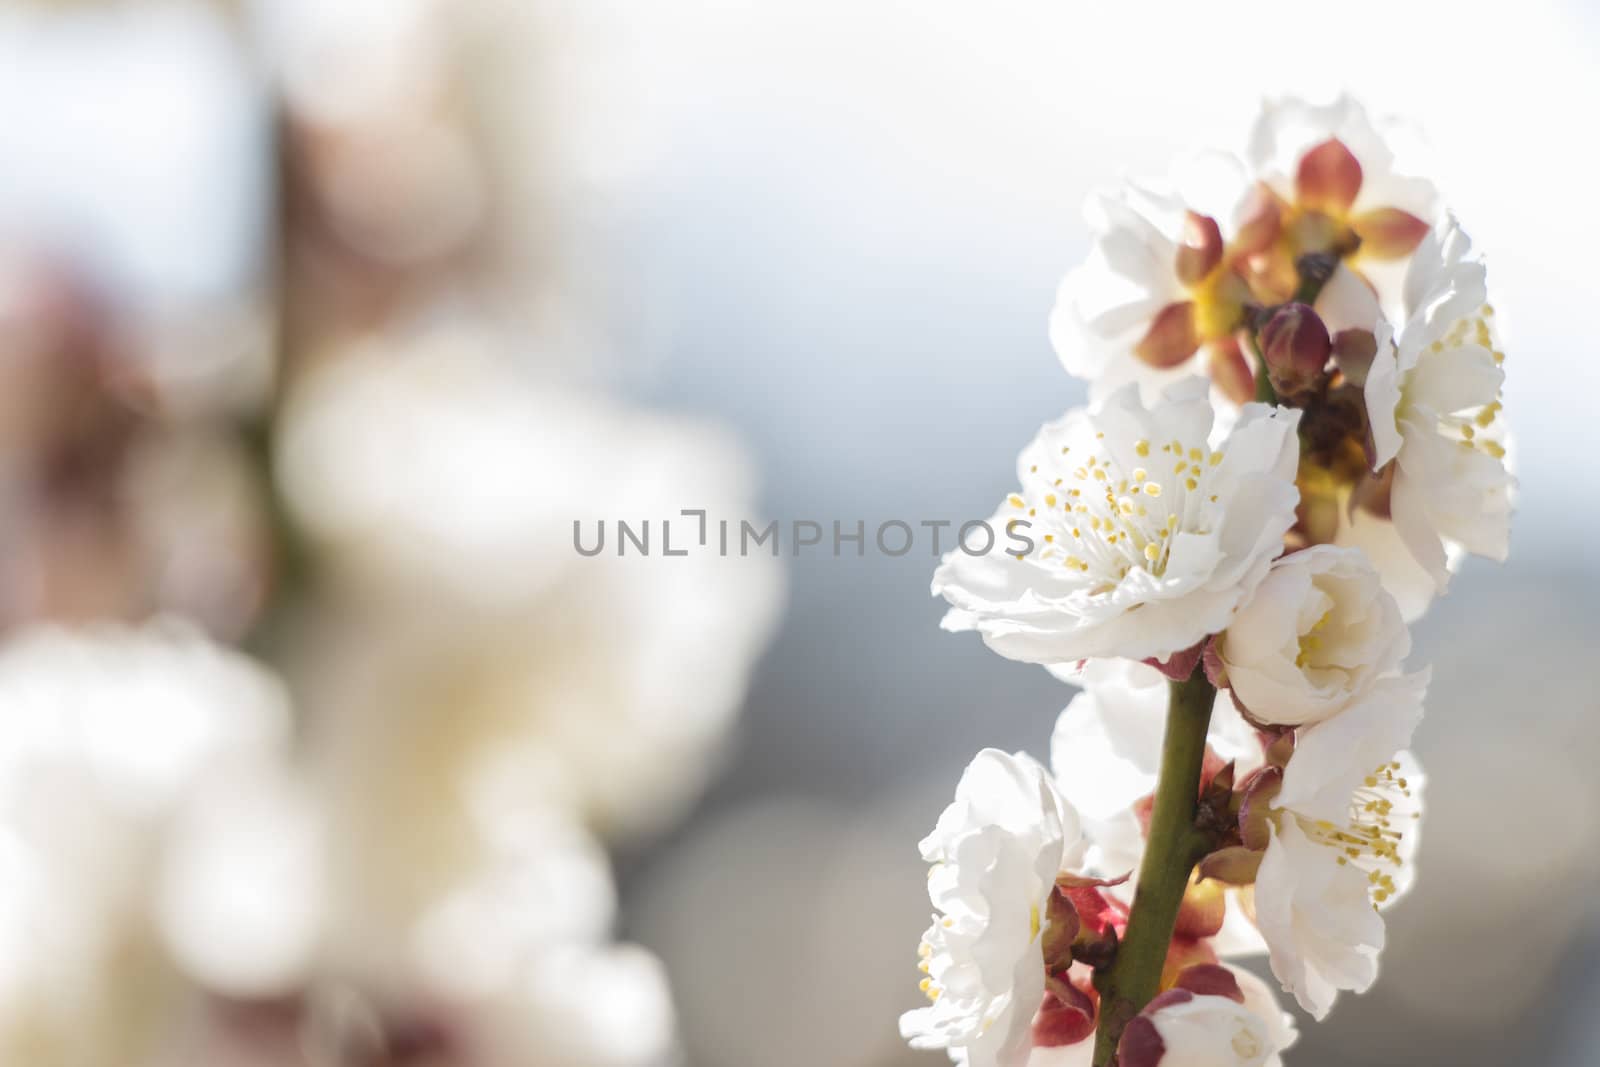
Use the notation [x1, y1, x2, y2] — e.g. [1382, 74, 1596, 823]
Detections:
[1, 1, 1597, 1066]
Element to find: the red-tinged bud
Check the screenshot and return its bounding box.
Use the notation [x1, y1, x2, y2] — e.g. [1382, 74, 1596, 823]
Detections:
[1197, 845, 1263, 886]
[1201, 635, 1229, 688]
[1175, 212, 1224, 287]
[1206, 336, 1256, 406]
[1118, 1008, 1169, 1067]
[1232, 184, 1282, 258]
[1238, 767, 1283, 851]
[1331, 328, 1378, 387]
[1259, 302, 1331, 396]
[1295, 138, 1363, 215]
[1170, 963, 1244, 1003]
[1174, 872, 1226, 940]
[1033, 976, 1098, 1048]
[1351, 208, 1430, 260]
[1136, 301, 1200, 368]
[1041, 888, 1080, 970]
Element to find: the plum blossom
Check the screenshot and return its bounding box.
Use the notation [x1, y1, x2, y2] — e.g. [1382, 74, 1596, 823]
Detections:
[934, 379, 1300, 666]
[1213, 546, 1409, 727]
[1348, 217, 1513, 609]
[1249, 672, 1427, 1018]
[1050, 157, 1263, 405]
[900, 749, 1084, 1067]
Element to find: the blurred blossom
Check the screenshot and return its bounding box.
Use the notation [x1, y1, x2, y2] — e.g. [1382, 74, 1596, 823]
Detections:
[0, 620, 307, 1064]
[278, 328, 783, 838]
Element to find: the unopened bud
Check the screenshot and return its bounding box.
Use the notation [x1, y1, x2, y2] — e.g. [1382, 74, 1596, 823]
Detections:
[1259, 302, 1331, 396]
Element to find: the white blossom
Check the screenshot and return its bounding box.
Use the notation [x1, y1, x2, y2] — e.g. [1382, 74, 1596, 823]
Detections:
[1049, 156, 1257, 405]
[1215, 546, 1409, 727]
[934, 380, 1300, 666]
[900, 749, 1083, 1067]
[1252, 672, 1427, 1018]
[278, 330, 783, 838]
[1353, 217, 1513, 606]
[0, 621, 310, 1064]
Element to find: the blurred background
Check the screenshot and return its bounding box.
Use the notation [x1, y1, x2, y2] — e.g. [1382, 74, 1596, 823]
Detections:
[0, 1, 1596, 1065]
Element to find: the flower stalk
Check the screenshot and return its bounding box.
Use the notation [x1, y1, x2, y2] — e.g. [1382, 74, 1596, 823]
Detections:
[1091, 671, 1217, 1065]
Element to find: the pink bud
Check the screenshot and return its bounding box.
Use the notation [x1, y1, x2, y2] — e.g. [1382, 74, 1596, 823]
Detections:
[1259, 302, 1331, 396]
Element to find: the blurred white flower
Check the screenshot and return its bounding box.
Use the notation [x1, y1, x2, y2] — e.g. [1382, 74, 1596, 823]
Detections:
[1214, 546, 1408, 727]
[934, 380, 1300, 665]
[0, 620, 312, 1064]
[477, 943, 680, 1067]
[900, 749, 1082, 1067]
[278, 332, 782, 839]
[1351, 217, 1513, 609]
[1251, 672, 1427, 1019]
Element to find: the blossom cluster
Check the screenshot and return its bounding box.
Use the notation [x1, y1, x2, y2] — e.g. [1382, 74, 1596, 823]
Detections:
[903, 96, 1513, 1066]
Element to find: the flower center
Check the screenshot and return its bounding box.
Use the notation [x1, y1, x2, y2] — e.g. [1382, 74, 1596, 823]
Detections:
[1011, 435, 1222, 589]
[1293, 760, 1415, 907]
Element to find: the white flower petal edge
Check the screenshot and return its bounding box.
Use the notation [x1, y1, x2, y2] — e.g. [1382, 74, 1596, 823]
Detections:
[1253, 671, 1428, 1019]
[900, 750, 1084, 1067]
[934, 380, 1301, 665]
[1217, 546, 1408, 728]
[1361, 217, 1514, 598]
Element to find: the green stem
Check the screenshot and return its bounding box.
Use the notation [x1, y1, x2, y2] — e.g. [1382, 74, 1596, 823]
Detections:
[1251, 332, 1277, 405]
[1091, 672, 1217, 1066]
